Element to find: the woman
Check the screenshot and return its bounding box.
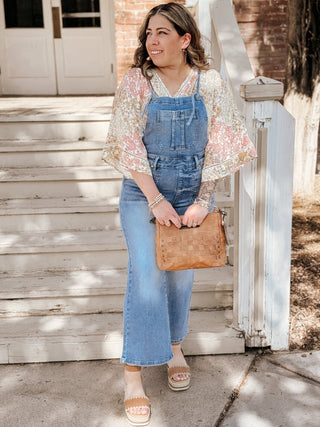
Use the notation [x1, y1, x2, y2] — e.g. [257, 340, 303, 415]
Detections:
[102, 3, 256, 425]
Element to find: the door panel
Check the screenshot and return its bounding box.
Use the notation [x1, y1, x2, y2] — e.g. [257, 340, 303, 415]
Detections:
[5, 36, 50, 78]
[62, 36, 106, 76]
[0, 0, 56, 95]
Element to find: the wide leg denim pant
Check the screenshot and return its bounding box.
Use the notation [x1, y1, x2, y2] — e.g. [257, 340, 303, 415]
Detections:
[119, 187, 194, 366]
[119, 71, 210, 366]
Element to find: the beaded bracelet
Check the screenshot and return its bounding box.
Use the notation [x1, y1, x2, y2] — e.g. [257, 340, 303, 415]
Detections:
[194, 197, 210, 210]
[148, 193, 165, 210]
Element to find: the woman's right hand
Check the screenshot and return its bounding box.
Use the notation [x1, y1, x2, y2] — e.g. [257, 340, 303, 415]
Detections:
[152, 199, 181, 228]
[127, 170, 181, 228]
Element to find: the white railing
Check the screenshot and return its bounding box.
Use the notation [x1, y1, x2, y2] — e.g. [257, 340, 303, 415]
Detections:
[199, 0, 295, 350]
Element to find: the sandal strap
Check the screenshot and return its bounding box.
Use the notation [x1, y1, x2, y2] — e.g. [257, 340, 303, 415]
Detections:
[168, 366, 190, 378]
[124, 396, 150, 411]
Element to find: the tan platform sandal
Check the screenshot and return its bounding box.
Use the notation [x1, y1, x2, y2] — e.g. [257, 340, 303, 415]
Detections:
[167, 365, 191, 391]
[124, 365, 151, 426]
[167, 343, 191, 391]
[124, 396, 151, 426]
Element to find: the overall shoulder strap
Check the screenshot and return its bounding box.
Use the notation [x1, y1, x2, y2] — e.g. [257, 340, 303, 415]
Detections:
[196, 70, 201, 94]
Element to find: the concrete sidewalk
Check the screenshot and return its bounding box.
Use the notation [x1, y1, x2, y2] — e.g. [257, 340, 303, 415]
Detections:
[0, 351, 319, 427]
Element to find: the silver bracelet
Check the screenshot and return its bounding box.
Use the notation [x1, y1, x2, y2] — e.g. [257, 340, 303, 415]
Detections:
[194, 197, 210, 210]
[148, 193, 165, 210]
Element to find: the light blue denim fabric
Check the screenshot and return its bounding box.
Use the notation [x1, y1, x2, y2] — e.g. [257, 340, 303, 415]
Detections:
[119, 72, 214, 366]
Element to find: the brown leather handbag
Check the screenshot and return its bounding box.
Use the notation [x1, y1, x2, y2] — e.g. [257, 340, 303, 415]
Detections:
[154, 208, 228, 271]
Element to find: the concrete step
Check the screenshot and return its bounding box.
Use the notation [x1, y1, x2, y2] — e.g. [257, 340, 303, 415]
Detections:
[0, 166, 122, 198]
[0, 96, 113, 139]
[0, 99, 112, 140]
[0, 166, 120, 182]
[0, 197, 121, 232]
[0, 166, 231, 199]
[0, 139, 105, 168]
[0, 309, 244, 364]
[0, 194, 233, 232]
[0, 229, 125, 254]
[0, 96, 114, 124]
[0, 266, 234, 317]
[0, 121, 109, 141]
[0, 229, 127, 273]
[0, 139, 104, 151]
[0, 223, 234, 273]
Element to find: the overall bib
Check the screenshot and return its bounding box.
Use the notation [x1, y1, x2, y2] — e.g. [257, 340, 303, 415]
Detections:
[119, 72, 211, 366]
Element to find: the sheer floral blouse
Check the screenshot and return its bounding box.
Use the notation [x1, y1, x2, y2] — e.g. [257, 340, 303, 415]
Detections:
[102, 67, 257, 182]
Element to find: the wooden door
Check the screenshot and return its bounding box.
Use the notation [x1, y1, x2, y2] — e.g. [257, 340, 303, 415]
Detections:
[53, 0, 116, 94]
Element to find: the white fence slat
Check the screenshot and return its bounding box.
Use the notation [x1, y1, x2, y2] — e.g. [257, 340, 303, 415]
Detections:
[235, 101, 257, 338]
[265, 102, 295, 350]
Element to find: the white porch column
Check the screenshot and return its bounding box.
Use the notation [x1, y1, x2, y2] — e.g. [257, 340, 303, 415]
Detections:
[236, 77, 295, 350]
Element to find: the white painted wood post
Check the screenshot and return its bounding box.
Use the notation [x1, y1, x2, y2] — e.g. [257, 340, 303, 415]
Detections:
[237, 77, 295, 350]
[208, 0, 295, 350]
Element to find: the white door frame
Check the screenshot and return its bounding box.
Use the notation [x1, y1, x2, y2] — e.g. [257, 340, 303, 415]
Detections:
[0, 0, 116, 95]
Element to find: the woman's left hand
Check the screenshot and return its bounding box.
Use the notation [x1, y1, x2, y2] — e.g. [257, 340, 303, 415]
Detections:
[182, 203, 209, 228]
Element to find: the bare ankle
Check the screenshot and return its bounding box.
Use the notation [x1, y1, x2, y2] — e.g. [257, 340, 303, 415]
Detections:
[124, 364, 141, 372]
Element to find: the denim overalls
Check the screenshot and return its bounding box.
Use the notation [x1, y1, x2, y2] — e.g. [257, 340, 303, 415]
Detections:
[119, 72, 212, 366]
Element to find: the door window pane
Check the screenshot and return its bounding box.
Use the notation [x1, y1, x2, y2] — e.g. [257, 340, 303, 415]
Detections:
[4, 0, 44, 28]
[61, 0, 100, 28]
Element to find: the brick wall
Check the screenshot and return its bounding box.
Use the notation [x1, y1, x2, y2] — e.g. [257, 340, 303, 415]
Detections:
[114, 0, 288, 86]
[233, 0, 288, 83]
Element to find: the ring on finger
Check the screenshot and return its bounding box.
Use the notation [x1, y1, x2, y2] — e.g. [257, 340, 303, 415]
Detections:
[193, 223, 197, 227]
[165, 220, 171, 227]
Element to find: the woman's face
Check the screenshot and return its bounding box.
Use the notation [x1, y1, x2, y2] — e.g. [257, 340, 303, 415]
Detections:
[145, 14, 190, 68]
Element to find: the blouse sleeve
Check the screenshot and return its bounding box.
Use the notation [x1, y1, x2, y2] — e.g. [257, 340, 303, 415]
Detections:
[202, 70, 257, 182]
[102, 68, 152, 178]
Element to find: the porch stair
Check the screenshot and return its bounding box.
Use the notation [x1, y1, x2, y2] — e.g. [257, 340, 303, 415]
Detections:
[0, 98, 244, 364]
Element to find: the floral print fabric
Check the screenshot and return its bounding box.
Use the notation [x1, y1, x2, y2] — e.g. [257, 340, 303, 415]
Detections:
[102, 67, 257, 182]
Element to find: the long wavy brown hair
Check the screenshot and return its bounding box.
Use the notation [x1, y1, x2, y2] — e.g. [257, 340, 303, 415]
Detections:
[132, 2, 210, 79]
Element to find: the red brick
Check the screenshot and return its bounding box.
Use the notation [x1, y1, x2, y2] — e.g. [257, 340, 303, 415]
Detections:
[234, 0, 288, 82]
